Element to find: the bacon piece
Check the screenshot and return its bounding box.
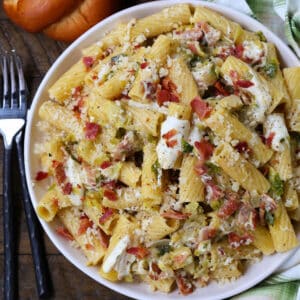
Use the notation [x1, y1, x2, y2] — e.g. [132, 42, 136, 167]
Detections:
[126, 246, 149, 259]
[206, 181, 224, 201]
[214, 81, 230, 96]
[62, 182, 72, 195]
[113, 131, 137, 161]
[236, 80, 254, 88]
[194, 159, 208, 176]
[56, 226, 74, 241]
[99, 207, 114, 224]
[162, 129, 177, 140]
[173, 252, 190, 265]
[85, 122, 101, 140]
[228, 232, 253, 248]
[199, 226, 216, 241]
[72, 86, 83, 98]
[53, 161, 66, 185]
[85, 243, 95, 251]
[191, 96, 212, 120]
[82, 56, 95, 69]
[176, 274, 194, 295]
[140, 61, 148, 69]
[237, 203, 258, 230]
[162, 77, 178, 94]
[260, 194, 277, 212]
[78, 216, 93, 235]
[104, 189, 118, 201]
[161, 209, 191, 220]
[98, 228, 110, 249]
[265, 132, 275, 147]
[166, 139, 178, 148]
[218, 198, 240, 219]
[100, 161, 112, 169]
[176, 28, 203, 41]
[234, 44, 244, 59]
[156, 89, 171, 106]
[149, 262, 161, 280]
[194, 140, 214, 163]
[235, 141, 252, 155]
[35, 171, 48, 181]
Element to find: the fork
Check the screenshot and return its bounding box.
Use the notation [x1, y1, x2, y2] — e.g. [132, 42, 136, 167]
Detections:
[0, 53, 51, 299]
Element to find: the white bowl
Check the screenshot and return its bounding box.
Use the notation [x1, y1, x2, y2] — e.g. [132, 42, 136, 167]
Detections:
[24, 1, 300, 299]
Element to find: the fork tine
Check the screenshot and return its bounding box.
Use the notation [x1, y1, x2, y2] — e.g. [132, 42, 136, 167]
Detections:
[14, 54, 27, 110]
[1, 55, 9, 108]
[9, 51, 18, 109]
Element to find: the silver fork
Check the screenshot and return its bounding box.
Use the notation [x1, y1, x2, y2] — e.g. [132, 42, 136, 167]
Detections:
[0, 52, 51, 300]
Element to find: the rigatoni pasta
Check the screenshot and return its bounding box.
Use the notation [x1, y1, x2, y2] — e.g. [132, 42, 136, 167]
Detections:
[33, 4, 299, 296]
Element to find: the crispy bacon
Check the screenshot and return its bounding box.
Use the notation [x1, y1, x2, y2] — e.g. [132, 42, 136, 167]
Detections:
[176, 274, 194, 295]
[162, 129, 177, 140]
[234, 44, 244, 59]
[35, 171, 48, 181]
[206, 181, 224, 201]
[85, 243, 95, 251]
[191, 96, 212, 120]
[82, 56, 95, 69]
[78, 216, 93, 235]
[162, 77, 178, 94]
[104, 189, 118, 201]
[194, 159, 208, 176]
[85, 122, 101, 140]
[126, 246, 149, 259]
[194, 140, 214, 162]
[260, 194, 277, 212]
[100, 161, 112, 169]
[62, 182, 72, 195]
[199, 226, 217, 241]
[236, 80, 254, 88]
[176, 28, 203, 41]
[72, 86, 83, 98]
[173, 252, 189, 265]
[98, 228, 110, 249]
[166, 139, 178, 148]
[53, 161, 66, 185]
[237, 203, 258, 231]
[56, 226, 74, 241]
[235, 141, 252, 155]
[161, 209, 191, 220]
[228, 232, 253, 248]
[99, 207, 114, 224]
[149, 262, 161, 280]
[218, 198, 240, 219]
[101, 180, 118, 190]
[214, 81, 230, 96]
[265, 132, 275, 147]
[140, 61, 148, 69]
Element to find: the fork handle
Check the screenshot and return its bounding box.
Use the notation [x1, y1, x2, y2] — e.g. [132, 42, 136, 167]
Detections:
[3, 146, 17, 300]
[15, 132, 52, 299]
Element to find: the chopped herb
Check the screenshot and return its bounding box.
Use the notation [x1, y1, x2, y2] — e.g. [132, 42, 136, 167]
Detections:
[189, 55, 202, 68]
[151, 160, 160, 177]
[115, 127, 126, 139]
[210, 199, 221, 210]
[111, 53, 126, 65]
[205, 161, 221, 175]
[182, 140, 193, 153]
[264, 61, 278, 78]
[157, 244, 171, 256]
[269, 170, 284, 197]
[256, 31, 267, 42]
[265, 211, 275, 226]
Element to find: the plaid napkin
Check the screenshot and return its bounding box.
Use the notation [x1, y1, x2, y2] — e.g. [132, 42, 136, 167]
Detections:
[203, 1, 300, 298]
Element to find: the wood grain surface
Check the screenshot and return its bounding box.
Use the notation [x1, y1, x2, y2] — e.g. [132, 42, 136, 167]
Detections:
[0, 2, 147, 299]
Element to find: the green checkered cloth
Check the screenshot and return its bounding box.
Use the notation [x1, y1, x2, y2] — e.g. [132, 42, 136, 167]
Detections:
[204, 1, 300, 298]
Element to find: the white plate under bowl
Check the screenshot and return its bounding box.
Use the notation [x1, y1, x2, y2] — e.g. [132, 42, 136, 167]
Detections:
[24, 1, 300, 299]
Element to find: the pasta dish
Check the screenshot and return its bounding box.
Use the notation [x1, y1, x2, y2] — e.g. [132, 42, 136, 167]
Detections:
[33, 4, 300, 295]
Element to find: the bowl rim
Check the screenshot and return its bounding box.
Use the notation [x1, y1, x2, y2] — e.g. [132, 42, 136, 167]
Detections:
[24, 1, 300, 299]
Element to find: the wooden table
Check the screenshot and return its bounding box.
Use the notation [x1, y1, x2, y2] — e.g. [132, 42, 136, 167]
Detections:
[0, 2, 148, 299]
